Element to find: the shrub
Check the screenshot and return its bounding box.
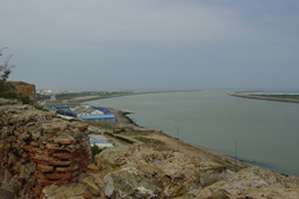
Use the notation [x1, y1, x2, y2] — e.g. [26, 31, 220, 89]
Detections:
[0, 81, 33, 104]
[91, 145, 104, 162]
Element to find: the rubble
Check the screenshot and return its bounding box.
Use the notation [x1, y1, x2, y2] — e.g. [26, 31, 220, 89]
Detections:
[103, 167, 161, 199]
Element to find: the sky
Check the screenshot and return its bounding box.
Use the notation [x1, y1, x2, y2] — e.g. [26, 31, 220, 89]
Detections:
[0, 0, 299, 91]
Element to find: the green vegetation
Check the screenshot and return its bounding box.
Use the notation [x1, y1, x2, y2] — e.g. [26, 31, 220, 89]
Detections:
[91, 145, 104, 162]
[0, 48, 33, 104]
[0, 81, 33, 105]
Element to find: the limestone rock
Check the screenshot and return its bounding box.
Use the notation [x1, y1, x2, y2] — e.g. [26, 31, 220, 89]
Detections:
[42, 184, 87, 199]
[103, 167, 161, 199]
[53, 133, 75, 145]
[0, 98, 18, 106]
[0, 188, 15, 199]
[96, 147, 129, 168]
[197, 167, 298, 199]
[81, 175, 102, 196]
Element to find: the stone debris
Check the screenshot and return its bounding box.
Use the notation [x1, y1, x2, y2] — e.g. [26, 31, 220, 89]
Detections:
[93, 143, 299, 199]
[195, 167, 299, 199]
[103, 167, 161, 199]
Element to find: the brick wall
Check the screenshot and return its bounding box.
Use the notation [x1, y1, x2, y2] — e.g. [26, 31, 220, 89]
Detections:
[10, 81, 36, 98]
[0, 104, 91, 198]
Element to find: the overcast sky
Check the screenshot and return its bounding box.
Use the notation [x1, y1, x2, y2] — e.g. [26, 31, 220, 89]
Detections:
[1, 0, 299, 91]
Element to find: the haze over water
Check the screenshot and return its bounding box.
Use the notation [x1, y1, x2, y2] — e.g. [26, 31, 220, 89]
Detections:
[89, 90, 299, 175]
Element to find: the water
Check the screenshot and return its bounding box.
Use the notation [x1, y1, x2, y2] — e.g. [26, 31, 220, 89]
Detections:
[88, 90, 299, 175]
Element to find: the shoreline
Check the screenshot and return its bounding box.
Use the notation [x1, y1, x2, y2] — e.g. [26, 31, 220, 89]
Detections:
[113, 108, 289, 176]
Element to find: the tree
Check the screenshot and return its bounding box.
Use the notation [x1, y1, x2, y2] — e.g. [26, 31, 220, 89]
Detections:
[0, 47, 14, 81]
[0, 47, 17, 99]
[0, 48, 33, 104]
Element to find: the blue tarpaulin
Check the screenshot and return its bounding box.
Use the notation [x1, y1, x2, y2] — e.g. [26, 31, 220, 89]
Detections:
[47, 104, 115, 122]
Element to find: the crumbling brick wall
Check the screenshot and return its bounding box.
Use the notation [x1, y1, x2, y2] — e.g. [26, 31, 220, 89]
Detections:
[0, 103, 91, 198]
[10, 81, 36, 98]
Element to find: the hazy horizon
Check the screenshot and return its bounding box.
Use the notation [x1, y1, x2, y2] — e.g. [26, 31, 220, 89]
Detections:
[1, 0, 299, 91]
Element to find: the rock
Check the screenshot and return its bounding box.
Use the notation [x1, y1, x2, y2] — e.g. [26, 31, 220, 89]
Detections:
[74, 122, 89, 132]
[134, 186, 157, 199]
[42, 184, 87, 198]
[53, 133, 75, 145]
[45, 143, 60, 150]
[96, 147, 129, 168]
[103, 167, 161, 198]
[37, 164, 54, 173]
[19, 163, 35, 179]
[33, 154, 72, 166]
[206, 189, 231, 199]
[55, 165, 78, 172]
[31, 130, 41, 140]
[0, 98, 18, 106]
[197, 167, 295, 199]
[44, 172, 73, 181]
[87, 163, 99, 172]
[52, 152, 73, 160]
[0, 188, 15, 199]
[81, 175, 102, 196]
[199, 167, 234, 187]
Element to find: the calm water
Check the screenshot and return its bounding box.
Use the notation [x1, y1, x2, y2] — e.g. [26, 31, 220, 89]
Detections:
[88, 91, 299, 175]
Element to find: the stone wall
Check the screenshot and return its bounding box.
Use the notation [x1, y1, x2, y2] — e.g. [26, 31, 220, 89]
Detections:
[0, 103, 91, 198]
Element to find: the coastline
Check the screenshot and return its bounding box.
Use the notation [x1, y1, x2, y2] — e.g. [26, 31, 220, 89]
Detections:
[116, 109, 286, 174]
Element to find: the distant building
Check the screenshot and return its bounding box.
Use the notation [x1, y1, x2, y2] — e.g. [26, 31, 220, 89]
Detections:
[48, 104, 116, 122]
[10, 81, 36, 99]
[89, 135, 114, 149]
[72, 105, 116, 122]
[50, 95, 56, 101]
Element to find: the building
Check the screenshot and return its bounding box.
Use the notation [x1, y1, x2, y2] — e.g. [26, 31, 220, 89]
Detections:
[89, 134, 113, 149]
[72, 105, 116, 122]
[46, 104, 116, 122]
[10, 81, 36, 99]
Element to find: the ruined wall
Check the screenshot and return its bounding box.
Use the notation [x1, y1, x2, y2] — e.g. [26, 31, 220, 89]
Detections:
[0, 103, 91, 198]
[10, 81, 36, 98]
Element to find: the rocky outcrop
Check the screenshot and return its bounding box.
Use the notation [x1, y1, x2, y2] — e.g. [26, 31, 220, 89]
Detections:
[92, 139, 299, 199]
[0, 102, 91, 198]
[196, 167, 299, 199]
[94, 145, 238, 198]
[25, 116, 299, 198]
